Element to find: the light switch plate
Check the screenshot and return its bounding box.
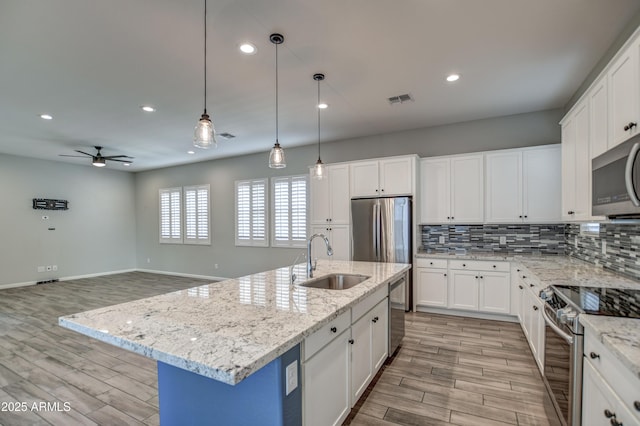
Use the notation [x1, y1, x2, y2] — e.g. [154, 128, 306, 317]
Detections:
[499, 236, 507, 245]
[285, 361, 297, 395]
[438, 236, 445, 244]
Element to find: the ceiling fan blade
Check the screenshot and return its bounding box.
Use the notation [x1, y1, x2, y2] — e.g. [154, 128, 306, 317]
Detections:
[103, 155, 134, 159]
[107, 158, 133, 163]
[59, 154, 88, 158]
[74, 150, 94, 156]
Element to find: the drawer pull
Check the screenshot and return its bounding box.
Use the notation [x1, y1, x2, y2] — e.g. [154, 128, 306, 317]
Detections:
[533, 305, 539, 311]
[462, 263, 466, 267]
[348, 339, 354, 344]
[430, 262, 433, 265]
[492, 265, 496, 268]
[529, 284, 534, 288]
[372, 316, 379, 323]
[604, 409, 615, 418]
[330, 327, 337, 333]
[518, 285, 523, 289]
[444, 273, 447, 277]
[610, 419, 622, 426]
[590, 352, 600, 359]
[624, 122, 637, 131]
[479, 276, 484, 279]
[634, 401, 640, 411]
[475, 276, 478, 279]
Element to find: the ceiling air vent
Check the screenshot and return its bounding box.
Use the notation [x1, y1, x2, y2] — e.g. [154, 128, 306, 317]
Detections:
[217, 132, 236, 140]
[387, 93, 414, 105]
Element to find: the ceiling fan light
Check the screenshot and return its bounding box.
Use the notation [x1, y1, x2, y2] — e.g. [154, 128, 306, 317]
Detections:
[92, 157, 106, 167]
[194, 112, 217, 149]
[269, 142, 286, 168]
[311, 158, 326, 180]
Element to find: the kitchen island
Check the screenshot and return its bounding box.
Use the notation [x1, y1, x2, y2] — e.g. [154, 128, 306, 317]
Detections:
[59, 260, 410, 425]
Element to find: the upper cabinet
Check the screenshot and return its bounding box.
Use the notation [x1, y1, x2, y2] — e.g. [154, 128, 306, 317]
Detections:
[310, 164, 350, 225]
[350, 156, 415, 198]
[589, 78, 609, 159]
[608, 38, 639, 148]
[420, 154, 484, 224]
[485, 145, 561, 223]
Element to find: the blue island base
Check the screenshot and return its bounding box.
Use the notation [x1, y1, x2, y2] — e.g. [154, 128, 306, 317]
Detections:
[157, 345, 301, 426]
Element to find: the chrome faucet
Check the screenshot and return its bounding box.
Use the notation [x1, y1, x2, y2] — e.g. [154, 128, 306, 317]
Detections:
[307, 233, 333, 278]
[289, 251, 306, 284]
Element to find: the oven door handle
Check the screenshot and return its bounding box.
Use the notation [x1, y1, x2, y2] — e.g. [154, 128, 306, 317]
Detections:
[625, 141, 640, 207]
[541, 306, 574, 345]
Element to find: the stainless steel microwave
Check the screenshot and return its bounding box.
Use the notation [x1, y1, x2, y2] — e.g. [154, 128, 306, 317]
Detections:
[592, 134, 640, 218]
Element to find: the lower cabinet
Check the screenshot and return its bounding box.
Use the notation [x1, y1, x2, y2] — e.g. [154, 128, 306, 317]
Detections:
[448, 261, 510, 314]
[415, 259, 448, 307]
[518, 277, 545, 372]
[449, 270, 479, 310]
[302, 289, 389, 426]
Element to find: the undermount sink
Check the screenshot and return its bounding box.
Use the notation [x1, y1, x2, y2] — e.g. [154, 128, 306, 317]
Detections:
[300, 274, 370, 290]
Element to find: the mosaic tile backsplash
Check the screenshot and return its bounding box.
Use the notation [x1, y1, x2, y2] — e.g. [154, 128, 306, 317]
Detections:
[420, 224, 566, 255]
[565, 223, 640, 281]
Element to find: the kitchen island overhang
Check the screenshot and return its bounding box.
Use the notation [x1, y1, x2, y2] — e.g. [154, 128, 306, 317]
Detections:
[59, 260, 410, 425]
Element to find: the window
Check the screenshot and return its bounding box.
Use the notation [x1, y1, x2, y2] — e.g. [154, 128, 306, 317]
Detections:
[184, 184, 210, 245]
[159, 187, 182, 243]
[271, 175, 308, 247]
[235, 179, 268, 247]
[159, 185, 210, 245]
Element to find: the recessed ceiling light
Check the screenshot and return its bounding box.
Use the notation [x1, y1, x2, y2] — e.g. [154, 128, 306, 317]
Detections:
[318, 103, 328, 109]
[187, 150, 195, 155]
[239, 43, 257, 55]
[123, 163, 131, 166]
[446, 74, 460, 82]
[141, 106, 155, 112]
[40, 114, 53, 120]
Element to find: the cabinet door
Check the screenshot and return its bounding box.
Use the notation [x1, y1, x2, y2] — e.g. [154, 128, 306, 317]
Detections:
[527, 292, 545, 371]
[451, 154, 484, 223]
[416, 268, 448, 307]
[310, 170, 331, 224]
[350, 161, 379, 198]
[329, 226, 351, 261]
[328, 164, 351, 224]
[485, 151, 522, 223]
[512, 274, 524, 322]
[583, 360, 639, 426]
[350, 313, 372, 404]
[478, 272, 510, 314]
[520, 285, 531, 339]
[304, 331, 351, 426]
[379, 157, 413, 196]
[590, 78, 609, 158]
[449, 270, 479, 311]
[574, 102, 592, 220]
[419, 158, 451, 223]
[609, 44, 639, 148]
[523, 146, 561, 222]
[371, 299, 388, 372]
[561, 115, 577, 221]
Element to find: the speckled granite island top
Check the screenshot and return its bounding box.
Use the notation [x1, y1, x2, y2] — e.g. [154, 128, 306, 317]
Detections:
[59, 260, 410, 385]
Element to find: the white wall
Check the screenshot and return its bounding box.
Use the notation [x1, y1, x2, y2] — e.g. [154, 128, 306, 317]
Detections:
[0, 154, 136, 287]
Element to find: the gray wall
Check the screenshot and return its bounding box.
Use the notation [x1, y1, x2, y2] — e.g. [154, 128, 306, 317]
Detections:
[135, 109, 562, 279]
[0, 154, 136, 287]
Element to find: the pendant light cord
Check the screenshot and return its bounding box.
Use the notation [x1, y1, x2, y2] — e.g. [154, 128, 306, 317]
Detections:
[203, 0, 207, 114]
[317, 79, 321, 160]
[275, 42, 279, 144]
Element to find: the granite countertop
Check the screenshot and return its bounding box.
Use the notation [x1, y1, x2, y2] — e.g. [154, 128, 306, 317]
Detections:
[417, 251, 640, 380]
[59, 260, 410, 385]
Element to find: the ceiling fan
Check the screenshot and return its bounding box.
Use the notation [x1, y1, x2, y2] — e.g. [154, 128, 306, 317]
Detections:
[59, 146, 133, 167]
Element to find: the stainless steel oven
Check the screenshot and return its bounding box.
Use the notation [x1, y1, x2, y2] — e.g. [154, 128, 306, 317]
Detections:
[540, 296, 583, 426]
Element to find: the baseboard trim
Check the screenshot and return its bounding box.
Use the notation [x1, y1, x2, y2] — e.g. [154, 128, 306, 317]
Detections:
[0, 281, 38, 290]
[59, 269, 138, 282]
[135, 269, 227, 282]
[415, 306, 518, 323]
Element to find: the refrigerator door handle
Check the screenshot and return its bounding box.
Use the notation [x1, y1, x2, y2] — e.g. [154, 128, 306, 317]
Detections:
[373, 202, 380, 261]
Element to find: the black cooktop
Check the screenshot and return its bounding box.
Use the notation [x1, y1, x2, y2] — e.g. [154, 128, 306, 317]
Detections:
[553, 285, 640, 318]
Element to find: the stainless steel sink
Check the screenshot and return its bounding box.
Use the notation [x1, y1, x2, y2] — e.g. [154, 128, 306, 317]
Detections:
[300, 274, 370, 290]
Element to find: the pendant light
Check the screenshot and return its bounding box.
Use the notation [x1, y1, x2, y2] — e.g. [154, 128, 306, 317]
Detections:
[194, 0, 217, 149]
[311, 73, 326, 180]
[268, 33, 286, 168]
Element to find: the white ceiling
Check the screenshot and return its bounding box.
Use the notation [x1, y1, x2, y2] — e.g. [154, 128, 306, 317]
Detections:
[1, 0, 639, 171]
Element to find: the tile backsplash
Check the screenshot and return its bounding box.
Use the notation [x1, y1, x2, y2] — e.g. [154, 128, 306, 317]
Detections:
[420, 224, 566, 255]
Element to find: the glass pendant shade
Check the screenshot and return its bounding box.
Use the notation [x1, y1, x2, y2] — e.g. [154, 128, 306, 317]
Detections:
[311, 158, 326, 179]
[194, 112, 217, 149]
[269, 141, 286, 168]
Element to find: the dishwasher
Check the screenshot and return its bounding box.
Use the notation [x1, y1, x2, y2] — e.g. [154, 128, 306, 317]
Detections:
[389, 275, 406, 355]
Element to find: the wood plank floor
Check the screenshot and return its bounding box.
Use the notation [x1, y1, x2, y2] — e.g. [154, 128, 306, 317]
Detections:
[0, 273, 562, 425]
[345, 312, 562, 426]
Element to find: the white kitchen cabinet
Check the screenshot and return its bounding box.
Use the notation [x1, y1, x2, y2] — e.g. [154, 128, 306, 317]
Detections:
[448, 261, 510, 314]
[609, 39, 639, 148]
[583, 361, 639, 426]
[350, 156, 415, 198]
[416, 266, 448, 308]
[304, 329, 351, 426]
[519, 282, 544, 372]
[510, 265, 524, 321]
[370, 299, 388, 373]
[420, 154, 483, 224]
[449, 269, 479, 311]
[478, 271, 511, 315]
[310, 164, 350, 225]
[589, 77, 609, 159]
[561, 100, 593, 221]
[485, 150, 521, 223]
[310, 225, 350, 261]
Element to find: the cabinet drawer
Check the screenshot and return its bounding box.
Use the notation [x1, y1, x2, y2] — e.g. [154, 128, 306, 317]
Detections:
[449, 260, 509, 272]
[352, 285, 388, 322]
[304, 310, 351, 361]
[416, 258, 447, 269]
[584, 329, 640, 421]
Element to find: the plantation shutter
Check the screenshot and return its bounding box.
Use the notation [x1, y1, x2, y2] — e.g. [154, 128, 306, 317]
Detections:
[235, 179, 268, 246]
[184, 185, 210, 245]
[271, 175, 308, 247]
[159, 188, 182, 243]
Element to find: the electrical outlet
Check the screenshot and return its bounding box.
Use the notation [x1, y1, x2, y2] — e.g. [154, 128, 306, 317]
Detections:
[147, 258, 151, 263]
[214, 264, 219, 269]
[41, 215, 49, 220]
[285, 361, 298, 395]
[52, 265, 58, 272]
[37, 266, 45, 273]
[46, 265, 52, 271]
[438, 236, 445, 244]
[499, 236, 507, 245]
[602, 240, 607, 255]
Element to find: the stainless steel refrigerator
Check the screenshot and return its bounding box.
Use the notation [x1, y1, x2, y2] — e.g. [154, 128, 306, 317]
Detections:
[351, 197, 412, 310]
